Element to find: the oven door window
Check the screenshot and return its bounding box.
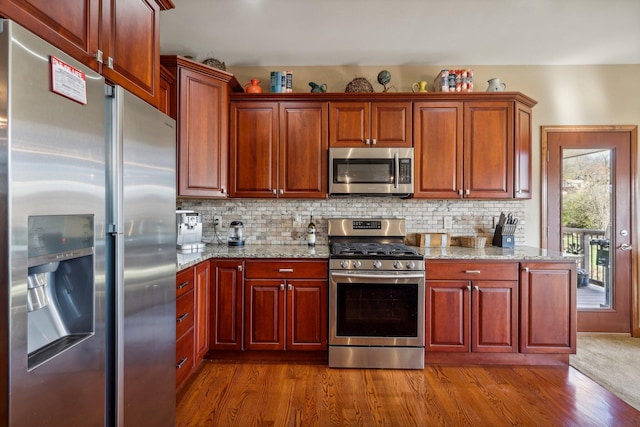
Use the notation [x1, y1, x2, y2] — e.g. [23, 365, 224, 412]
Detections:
[336, 283, 418, 337]
[333, 159, 394, 184]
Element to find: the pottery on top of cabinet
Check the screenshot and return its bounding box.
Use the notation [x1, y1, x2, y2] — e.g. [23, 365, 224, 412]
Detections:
[244, 79, 262, 93]
[486, 78, 507, 92]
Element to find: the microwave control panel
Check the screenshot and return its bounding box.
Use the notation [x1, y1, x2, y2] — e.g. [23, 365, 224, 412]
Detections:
[399, 158, 412, 184]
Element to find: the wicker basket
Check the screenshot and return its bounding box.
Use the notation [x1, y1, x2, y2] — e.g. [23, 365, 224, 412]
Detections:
[459, 236, 487, 248]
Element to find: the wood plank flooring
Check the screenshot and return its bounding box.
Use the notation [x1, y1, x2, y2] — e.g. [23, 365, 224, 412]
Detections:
[176, 361, 640, 426]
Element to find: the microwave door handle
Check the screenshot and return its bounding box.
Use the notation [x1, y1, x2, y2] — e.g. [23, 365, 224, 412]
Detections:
[394, 153, 399, 189]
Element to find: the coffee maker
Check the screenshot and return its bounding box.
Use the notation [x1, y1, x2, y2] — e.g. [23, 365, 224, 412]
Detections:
[176, 210, 206, 252]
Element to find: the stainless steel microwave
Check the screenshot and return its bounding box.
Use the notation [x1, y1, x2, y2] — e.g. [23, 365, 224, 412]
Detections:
[329, 147, 414, 197]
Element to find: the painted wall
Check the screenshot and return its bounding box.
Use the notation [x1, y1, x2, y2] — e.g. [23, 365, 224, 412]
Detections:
[227, 64, 640, 247]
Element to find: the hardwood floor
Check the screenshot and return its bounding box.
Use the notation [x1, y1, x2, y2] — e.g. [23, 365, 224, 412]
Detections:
[176, 360, 640, 426]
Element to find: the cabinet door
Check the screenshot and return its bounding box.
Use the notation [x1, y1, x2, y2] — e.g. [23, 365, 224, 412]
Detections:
[328, 102, 370, 147]
[287, 279, 327, 350]
[413, 102, 464, 198]
[279, 102, 328, 198]
[101, 0, 161, 106]
[520, 262, 576, 353]
[158, 64, 174, 117]
[177, 68, 229, 197]
[463, 101, 514, 199]
[210, 260, 244, 350]
[425, 281, 470, 352]
[245, 279, 285, 350]
[194, 261, 210, 362]
[0, 0, 100, 71]
[370, 102, 412, 147]
[472, 280, 518, 353]
[514, 102, 533, 199]
[230, 102, 279, 197]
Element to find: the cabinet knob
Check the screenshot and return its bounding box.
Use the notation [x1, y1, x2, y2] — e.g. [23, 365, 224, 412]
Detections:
[288, 284, 293, 291]
[280, 284, 285, 290]
[458, 189, 463, 197]
[371, 138, 377, 145]
[176, 281, 190, 289]
[279, 189, 283, 195]
[106, 56, 114, 69]
[467, 285, 472, 291]
[272, 189, 277, 195]
[522, 267, 530, 272]
[237, 265, 243, 272]
[474, 285, 479, 292]
[176, 357, 188, 369]
[464, 270, 481, 274]
[365, 139, 370, 145]
[465, 189, 470, 196]
[177, 313, 189, 323]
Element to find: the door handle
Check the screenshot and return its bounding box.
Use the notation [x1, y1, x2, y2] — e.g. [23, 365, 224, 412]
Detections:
[618, 243, 633, 251]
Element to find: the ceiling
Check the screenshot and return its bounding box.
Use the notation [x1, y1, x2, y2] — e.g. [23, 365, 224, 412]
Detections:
[160, 0, 640, 67]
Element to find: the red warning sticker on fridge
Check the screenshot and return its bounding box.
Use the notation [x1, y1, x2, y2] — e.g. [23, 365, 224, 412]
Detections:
[50, 55, 87, 105]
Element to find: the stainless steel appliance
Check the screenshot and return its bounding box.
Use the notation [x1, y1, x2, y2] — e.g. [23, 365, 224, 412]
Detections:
[328, 218, 425, 369]
[329, 147, 414, 197]
[0, 21, 176, 426]
[177, 209, 206, 252]
[228, 220, 246, 246]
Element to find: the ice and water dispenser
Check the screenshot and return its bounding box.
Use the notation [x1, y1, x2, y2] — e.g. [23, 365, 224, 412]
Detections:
[27, 214, 95, 369]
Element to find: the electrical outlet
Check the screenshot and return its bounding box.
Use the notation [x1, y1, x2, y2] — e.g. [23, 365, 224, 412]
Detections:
[213, 215, 222, 227]
[444, 217, 453, 229]
[493, 216, 500, 228]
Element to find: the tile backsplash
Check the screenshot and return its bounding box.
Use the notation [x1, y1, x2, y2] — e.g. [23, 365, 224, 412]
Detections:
[177, 198, 526, 246]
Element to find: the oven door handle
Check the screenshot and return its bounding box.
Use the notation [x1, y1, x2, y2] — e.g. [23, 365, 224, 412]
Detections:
[331, 272, 425, 280]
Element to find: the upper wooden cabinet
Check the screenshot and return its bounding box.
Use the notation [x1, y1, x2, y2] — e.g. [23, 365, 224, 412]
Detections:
[161, 55, 242, 198]
[329, 101, 412, 148]
[413, 93, 535, 199]
[229, 100, 328, 198]
[0, 0, 174, 107]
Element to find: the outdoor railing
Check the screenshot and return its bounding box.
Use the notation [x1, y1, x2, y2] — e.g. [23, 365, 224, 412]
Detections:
[562, 227, 608, 286]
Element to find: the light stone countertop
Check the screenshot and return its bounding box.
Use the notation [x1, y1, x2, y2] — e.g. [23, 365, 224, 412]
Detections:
[177, 244, 570, 272]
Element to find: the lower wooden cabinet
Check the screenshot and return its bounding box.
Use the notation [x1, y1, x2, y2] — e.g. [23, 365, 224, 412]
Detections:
[175, 267, 195, 390]
[425, 261, 518, 353]
[194, 260, 210, 363]
[210, 259, 245, 350]
[519, 262, 577, 353]
[425, 259, 576, 359]
[244, 260, 328, 351]
[175, 260, 211, 390]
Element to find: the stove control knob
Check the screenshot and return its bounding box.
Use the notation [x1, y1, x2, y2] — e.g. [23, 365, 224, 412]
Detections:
[406, 261, 416, 270]
[340, 260, 349, 269]
[393, 261, 403, 270]
[353, 260, 362, 268]
[373, 260, 383, 269]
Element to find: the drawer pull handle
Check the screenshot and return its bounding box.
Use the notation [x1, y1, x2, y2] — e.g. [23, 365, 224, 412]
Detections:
[176, 357, 188, 369]
[177, 281, 190, 289]
[464, 270, 481, 274]
[278, 268, 294, 273]
[474, 285, 480, 291]
[177, 313, 189, 323]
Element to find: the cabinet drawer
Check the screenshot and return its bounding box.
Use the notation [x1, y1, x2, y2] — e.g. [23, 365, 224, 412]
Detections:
[176, 329, 194, 388]
[425, 261, 518, 281]
[176, 290, 195, 339]
[176, 267, 195, 298]
[245, 260, 328, 279]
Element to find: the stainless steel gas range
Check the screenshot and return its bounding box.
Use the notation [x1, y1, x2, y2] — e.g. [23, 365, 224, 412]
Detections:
[328, 218, 425, 369]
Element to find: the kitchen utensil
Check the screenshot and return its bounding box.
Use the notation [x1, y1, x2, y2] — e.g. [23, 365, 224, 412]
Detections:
[228, 220, 246, 246]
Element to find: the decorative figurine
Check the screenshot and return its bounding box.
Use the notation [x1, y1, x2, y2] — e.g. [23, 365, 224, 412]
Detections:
[377, 70, 392, 92]
[309, 82, 327, 93]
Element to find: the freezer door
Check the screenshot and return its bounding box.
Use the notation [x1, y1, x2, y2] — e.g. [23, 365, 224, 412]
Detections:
[106, 86, 177, 426]
[1, 21, 108, 426]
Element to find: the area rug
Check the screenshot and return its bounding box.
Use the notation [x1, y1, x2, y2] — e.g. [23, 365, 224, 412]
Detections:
[570, 333, 640, 411]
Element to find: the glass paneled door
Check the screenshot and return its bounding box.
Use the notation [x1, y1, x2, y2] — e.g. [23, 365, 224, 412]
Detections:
[543, 126, 635, 333]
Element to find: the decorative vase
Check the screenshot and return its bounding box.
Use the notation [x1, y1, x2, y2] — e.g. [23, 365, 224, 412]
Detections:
[244, 79, 262, 93]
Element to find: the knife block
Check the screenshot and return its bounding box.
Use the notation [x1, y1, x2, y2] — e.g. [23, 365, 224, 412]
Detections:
[492, 224, 515, 248]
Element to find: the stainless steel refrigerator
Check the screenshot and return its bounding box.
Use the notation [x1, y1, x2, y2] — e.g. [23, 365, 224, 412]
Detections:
[0, 20, 177, 426]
